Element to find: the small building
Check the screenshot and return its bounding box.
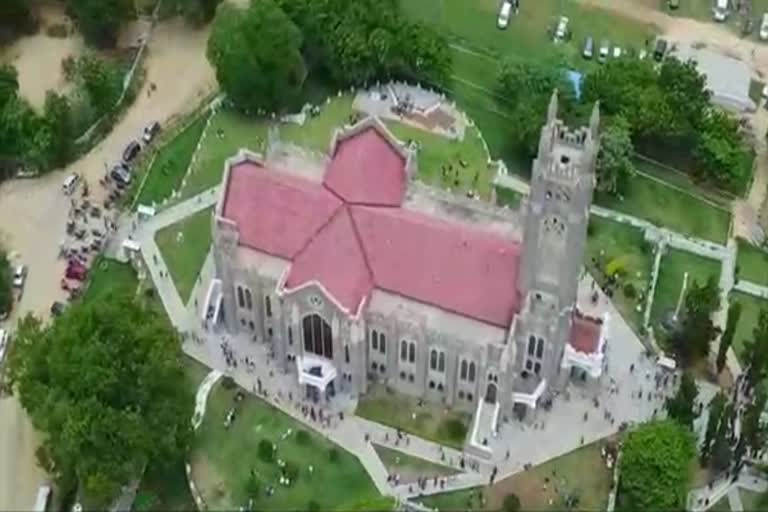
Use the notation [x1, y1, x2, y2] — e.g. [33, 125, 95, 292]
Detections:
[673, 44, 756, 113]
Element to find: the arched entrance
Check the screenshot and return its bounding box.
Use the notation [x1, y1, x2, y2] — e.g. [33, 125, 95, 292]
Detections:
[302, 314, 333, 359]
[485, 383, 497, 404]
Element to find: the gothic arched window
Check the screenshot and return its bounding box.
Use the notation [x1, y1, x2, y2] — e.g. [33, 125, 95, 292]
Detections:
[468, 362, 476, 382]
[460, 360, 468, 380]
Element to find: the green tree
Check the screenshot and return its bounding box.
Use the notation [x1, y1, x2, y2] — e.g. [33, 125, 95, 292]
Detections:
[664, 371, 699, 429]
[618, 420, 695, 511]
[0, 0, 37, 41]
[6, 295, 194, 506]
[0, 64, 19, 108]
[66, 0, 130, 47]
[497, 59, 577, 157]
[710, 402, 734, 472]
[672, 275, 721, 366]
[596, 116, 635, 196]
[77, 54, 123, 117]
[741, 387, 767, 458]
[658, 57, 710, 133]
[178, 0, 222, 25]
[393, 21, 452, 87]
[0, 250, 12, 317]
[701, 391, 727, 464]
[717, 300, 742, 373]
[743, 309, 768, 392]
[694, 109, 745, 188]
[207, 0, 305, 113]
[34, 91, 74, 170]
[502, 493, 521, 512]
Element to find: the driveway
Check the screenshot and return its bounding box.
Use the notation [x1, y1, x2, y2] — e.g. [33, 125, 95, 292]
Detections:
[0, 17, 215, 511]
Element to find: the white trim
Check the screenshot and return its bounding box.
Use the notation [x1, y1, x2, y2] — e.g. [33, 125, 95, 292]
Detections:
[296, 354, 338, 392]
[512, 378, 547, 409]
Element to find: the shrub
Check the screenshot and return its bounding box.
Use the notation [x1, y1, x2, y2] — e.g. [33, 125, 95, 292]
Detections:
[328, 448, 340, 463]
[307, 500, 321, 512]
[257, 439, 274, 463]
[502, 493, 521, 512]
[283, 461, 299, 482]
[295, 429, 310, 445]
[587, 222, 595, 237]
[440, 418, 468, 442]
[221, 376, 235, 389]
[623, 282, 637, 299]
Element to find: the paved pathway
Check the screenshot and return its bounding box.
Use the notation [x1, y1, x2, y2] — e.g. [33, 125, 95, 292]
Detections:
[688, 467, 768, 511]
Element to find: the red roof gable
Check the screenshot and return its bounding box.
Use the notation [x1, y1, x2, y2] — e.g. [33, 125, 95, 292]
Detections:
[324, 128, 406, 206]
[221, 125, 522, 327]
[285, 208, 374, 313]
[222, 161, 341, 258]
[351, 206, 521, 326]
[569, 313, 603, 354]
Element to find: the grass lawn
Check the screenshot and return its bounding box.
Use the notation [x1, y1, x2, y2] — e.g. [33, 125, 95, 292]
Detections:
[355, 385, 471, 450]
[279, 94, 355, 153]
[135, 115, 207, 208]
[736, 239, 768, 286]
[82, 257, 139, 303]
[155, 207, 213, 304]
[633, 156, 734, 207]
[405, 0, 656, 69]
[495, 185, 522, 209]
[191, 383, 380, 511]
[373, 445, 457, 484]
[740, 488, 767, 512]
[651, 249, 721, 332]
[730, 291, 768, 364]
[373, 444, 458, 483]
[420, 440, 614, 511]
[386, 121, 494, 199]
[586, 217, 653, 333]
[596, 172, 731, 243]
[710, 495, 732, 512]
[177, 109, 269, 202]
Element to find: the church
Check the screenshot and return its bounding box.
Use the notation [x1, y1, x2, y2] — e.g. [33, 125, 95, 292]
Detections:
[209, 91, 608, 430]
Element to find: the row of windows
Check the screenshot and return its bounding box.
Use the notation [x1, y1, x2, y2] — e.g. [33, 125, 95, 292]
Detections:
[370, 330, 386, 355]
[235, 285, 272, 318]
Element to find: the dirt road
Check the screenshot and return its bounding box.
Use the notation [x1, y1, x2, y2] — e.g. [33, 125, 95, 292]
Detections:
[0, 17, 215, 511]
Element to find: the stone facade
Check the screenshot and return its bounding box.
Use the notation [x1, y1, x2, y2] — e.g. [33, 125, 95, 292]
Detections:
[211, 92, 600, 421]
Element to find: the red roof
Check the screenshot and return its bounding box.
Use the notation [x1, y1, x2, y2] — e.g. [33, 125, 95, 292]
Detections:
[221, 125, 522, 326]
[569, 313, 603, 354]
[324, 129, 406, 206]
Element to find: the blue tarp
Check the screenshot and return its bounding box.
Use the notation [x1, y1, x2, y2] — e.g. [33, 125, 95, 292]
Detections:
[565, 69, 583, 100]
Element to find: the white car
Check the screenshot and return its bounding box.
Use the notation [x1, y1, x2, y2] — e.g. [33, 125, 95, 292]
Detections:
[553, 16, 569, 42]
[13, 264, 26, 289]
[497, 1, 513, 29]
[0, 329, 8, 365]
[713, 0, 729, 21]
[760, 13, 768, 40]
[612, 46, 622, 58]
[62, 173, 80, 195]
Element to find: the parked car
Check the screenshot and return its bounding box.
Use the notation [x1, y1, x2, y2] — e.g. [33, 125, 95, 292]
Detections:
[582, 37, 594, 59]
[110, 165, 132, 185]
[143, 121, 161, 143]
[612, 46, 622, 58]
[0, 328, 8, 365]
[497, 0, 513, 29]
[62, 173, 80, 195]
[760, 13, 768, 40]
[553, 16, 569, 43]
[653, 38, 668, 61]
[638, 49, 648, 60]
[65, 262, 87, 281]
[713, 0, 728, 21]
[598, 40, 610, 63]
[12, 264, 26, 289]
[122, 141, 141, 162]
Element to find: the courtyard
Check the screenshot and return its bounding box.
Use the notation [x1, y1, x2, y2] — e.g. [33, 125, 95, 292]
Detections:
[736, 239, 768, 287]
[190, 381, 381, 511]
[155, 207, 214, 304]
[585, 216, 654, 334]
[729, 291, 768, 364]
[419, 440, 615, 511]
[651, 248, 722, 334]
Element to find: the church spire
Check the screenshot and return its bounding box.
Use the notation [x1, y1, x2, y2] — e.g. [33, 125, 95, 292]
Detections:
[589, 101, 600, 139]
[546, 89, 558, 124]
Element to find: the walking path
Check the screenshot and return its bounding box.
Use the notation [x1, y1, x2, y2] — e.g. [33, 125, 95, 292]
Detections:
[688, 467, 768, 511]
